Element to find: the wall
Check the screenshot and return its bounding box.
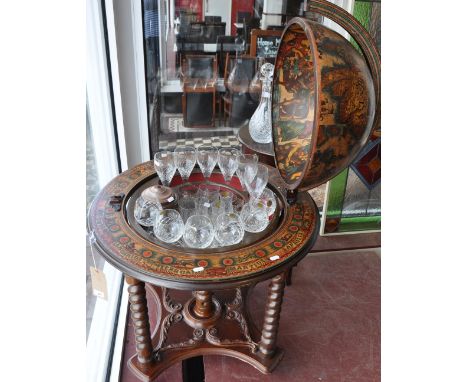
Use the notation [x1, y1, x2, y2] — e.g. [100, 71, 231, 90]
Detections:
[231, 0, 254, 35]
[175, 0, 203, 20]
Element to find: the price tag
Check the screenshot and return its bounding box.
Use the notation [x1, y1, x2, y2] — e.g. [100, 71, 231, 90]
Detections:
[90, 267, 108, 300]
[203, 202, 211, 208]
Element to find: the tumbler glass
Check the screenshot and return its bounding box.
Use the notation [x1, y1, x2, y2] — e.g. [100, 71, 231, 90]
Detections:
[218, 148, 240, 183]
[250, 188, 277, 216]
[211, 198, 224, 225]
[240, 201, 269, 233]
[178, 197, 197, 223]
[196, 145, 218, 180]
[133, 196, 161, 227]
[197, 184, 220, 202]
[232, 195, 245, 214]
[174, 146, 197, 183]
[154, 150, 177, 186]
[215, 212, 244, 246]
[178, 184, 199, 200]
[153, 209, 184, 243]
[196, 196, 213, 217]
[219, 189, 234, 213]
[183, 215, 215, 248]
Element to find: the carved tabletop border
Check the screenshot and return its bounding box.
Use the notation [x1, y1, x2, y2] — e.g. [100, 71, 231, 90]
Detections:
[88, 161, 320, 287]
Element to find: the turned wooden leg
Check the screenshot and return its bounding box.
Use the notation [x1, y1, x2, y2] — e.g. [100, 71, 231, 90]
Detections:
[258, 273, 286, 358]
[126, 276, 154, 365]
[193, 291, 213, 318]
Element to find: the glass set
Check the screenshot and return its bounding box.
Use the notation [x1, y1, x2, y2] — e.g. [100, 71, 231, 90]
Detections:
[133, 146, 277, 249]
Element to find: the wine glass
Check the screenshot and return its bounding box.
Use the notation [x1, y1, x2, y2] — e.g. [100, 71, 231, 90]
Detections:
[215, 213, 244, 246]
[183, 215, 215, 248]
[245, 163, 269, 200]
[174, 146, 196, 183]
[237, 153, 258, 190]
[153, 209, 184, 243]
[196, 145, 218, 180]
[154, 150, 177, 186]
[218, 148, 240, 184]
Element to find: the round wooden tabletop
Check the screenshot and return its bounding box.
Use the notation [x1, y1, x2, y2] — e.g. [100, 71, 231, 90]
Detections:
[87, 161, 320, 290]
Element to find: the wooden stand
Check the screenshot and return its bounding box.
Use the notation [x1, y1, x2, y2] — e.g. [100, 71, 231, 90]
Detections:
[88, 162, 320, 382]
[126, 277, 287, 381]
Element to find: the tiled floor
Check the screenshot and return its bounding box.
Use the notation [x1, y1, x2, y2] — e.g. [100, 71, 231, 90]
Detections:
[119, 250, 380, 381]
[157, 115, 242, 151]
[159, 134, 241, 151]
[161, 115, 240, 135]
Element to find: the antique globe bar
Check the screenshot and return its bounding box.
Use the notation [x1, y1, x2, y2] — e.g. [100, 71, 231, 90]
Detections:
[87, 1, 380, 380]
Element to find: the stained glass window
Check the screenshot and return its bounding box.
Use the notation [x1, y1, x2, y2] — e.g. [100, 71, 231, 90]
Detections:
[322, 0, 381, 234]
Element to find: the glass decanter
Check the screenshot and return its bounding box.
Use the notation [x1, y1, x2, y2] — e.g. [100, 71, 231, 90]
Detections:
[248, 63, 274, 144]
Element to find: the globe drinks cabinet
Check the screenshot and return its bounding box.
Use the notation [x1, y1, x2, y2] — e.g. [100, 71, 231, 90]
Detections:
[88, 2, 380, 379]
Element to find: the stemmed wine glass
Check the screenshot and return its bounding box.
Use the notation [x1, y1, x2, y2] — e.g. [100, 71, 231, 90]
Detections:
[218, 148, 240, 184]
[237, 153, 258, 190]
[245, 163, 269, 200]
[196, 145, 218, 180]
[154, 150, 177, 186]
[174, 146, 196, 183]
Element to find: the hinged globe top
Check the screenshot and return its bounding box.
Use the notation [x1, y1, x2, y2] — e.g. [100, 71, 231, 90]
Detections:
[271, 16, 378, 192]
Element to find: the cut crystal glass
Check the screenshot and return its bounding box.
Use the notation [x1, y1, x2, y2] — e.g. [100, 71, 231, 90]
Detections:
[249, 63, 274, 144]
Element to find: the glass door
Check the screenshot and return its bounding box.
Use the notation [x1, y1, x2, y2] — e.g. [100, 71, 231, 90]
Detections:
[143, 0, 303, 157]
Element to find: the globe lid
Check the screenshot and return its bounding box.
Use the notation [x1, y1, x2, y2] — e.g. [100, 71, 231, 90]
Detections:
[271, 17, 377, 192]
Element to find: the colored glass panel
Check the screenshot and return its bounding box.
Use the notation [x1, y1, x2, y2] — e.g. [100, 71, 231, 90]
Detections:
[323, 0, 381, 234]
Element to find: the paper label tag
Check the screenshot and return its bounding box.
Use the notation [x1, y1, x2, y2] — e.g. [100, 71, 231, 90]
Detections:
[90, 267, 108, 300]
[203, 202, 211, 208]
